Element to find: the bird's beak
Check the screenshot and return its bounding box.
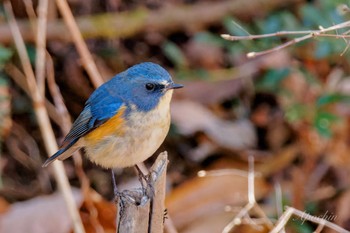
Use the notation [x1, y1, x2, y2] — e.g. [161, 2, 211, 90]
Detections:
[166, 83, 184, 90]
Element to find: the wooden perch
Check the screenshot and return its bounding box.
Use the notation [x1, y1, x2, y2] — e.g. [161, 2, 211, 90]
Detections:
[0, 0, 301, 44]
[116, 152, 168, 233]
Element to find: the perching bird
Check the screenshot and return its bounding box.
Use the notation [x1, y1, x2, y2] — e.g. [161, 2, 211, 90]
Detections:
[43, 62, 183, 169]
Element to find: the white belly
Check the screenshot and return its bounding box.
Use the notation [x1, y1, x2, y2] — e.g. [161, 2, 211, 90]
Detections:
[83, 91, 173, 168]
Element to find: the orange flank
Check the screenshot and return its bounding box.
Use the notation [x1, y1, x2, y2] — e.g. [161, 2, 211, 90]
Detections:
[84, 106, 126, 144]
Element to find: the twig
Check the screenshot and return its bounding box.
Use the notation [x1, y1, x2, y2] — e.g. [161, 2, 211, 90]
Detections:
[270, 206, 350, 233]
[3, 2, 85, 233]
[46, 52, 104, 233]
[221, 156, 273, 233]
[5, 63, 62, 126]
[274, 182, 286, 233]
[222, 20, 350, 58]
[35, 0, 49, 96]
[55, 0, 103, 88]
[197, 168, 261, 178]
[45, 54, 71, 129]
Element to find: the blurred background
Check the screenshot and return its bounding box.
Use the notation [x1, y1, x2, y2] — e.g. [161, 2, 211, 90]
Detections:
[0, 0, 350, 232]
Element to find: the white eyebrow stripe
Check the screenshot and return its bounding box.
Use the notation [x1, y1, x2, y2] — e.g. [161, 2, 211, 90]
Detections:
[159, 80, 169, 85]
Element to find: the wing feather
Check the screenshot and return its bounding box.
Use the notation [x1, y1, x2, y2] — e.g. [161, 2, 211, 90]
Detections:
[43, 92, 125, 166]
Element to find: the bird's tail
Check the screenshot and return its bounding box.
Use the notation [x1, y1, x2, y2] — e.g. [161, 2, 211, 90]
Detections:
[42, 139, 80, 167]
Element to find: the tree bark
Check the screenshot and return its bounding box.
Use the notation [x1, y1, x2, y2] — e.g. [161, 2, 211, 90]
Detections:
[116, 152, 168, 233]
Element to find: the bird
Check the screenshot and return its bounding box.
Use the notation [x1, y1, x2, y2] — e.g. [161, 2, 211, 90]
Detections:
[42, 62, 183, 172]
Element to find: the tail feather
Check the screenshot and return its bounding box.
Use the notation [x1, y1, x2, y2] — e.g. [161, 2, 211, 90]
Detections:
[42, 138, 80, 167]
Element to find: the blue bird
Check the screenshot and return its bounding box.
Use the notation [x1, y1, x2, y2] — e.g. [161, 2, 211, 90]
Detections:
[43, 62, 183, 169]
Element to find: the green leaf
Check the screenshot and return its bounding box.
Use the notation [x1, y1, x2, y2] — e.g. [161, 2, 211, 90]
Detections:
[256, 68, 290, 91]
[222, 17, 250, 37]
[285, 103, 309, 123]
[314, 111, 340, 137]
[0, 46, 13, 69]
[26, 44, 36, 66]
[162, 41, 187, 68]
[316, 93, 350, 107]
[314, 40, 332, 58]
[263, 14, 283, 34]
[301, 4, 330, 27]
[193, 32, 226, 47]
[280, 11, 300, 31]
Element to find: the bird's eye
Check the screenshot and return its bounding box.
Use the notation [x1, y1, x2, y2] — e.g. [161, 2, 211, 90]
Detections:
[145, 83, 155, 91]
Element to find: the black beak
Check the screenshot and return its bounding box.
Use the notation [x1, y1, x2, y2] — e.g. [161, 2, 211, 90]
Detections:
[166, 83, 184, 90]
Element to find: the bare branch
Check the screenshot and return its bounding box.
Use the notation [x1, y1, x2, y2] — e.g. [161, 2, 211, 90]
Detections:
[222, 19, 350, 58]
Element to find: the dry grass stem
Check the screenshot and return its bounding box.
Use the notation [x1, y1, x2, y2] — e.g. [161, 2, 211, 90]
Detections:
[55, 0, 103, 88]
[5, 63, 62, 126]
[46, 52, 103, 233]
[4, 1, 85, 232]
[197, 168, 261, 178]
[221, 156, 273, 233]
[35, 0, 49, 96]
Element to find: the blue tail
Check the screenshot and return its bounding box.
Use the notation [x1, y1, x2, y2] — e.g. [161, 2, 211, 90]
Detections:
[42, 138, 79, 167]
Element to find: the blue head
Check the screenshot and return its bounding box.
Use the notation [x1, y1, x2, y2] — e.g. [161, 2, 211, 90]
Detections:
[101, 62, 183, 112]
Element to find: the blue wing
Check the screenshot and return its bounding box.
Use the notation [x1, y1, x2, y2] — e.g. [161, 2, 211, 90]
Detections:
[43, 91, 125, 167]
[63, 99, 124, 145]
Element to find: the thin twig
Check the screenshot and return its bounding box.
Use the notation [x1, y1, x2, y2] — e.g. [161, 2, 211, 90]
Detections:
[36, 0, 49, 96]
[274, 182, 286, 233]
[5, 63, 62, 126]
[46, 53, 103, 233]
[221, 156, 273, 233]
[4, 2, 85, 233]
[197, 168, 261, 178]
[222, 20, 350, 58]
[55, 0, 103, 88]
[247, 156, 255, 204]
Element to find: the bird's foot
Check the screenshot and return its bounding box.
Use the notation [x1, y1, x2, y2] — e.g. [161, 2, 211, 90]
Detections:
[135, 165, 155, 198]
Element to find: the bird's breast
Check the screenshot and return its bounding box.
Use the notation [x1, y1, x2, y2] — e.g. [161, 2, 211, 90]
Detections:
[82, 91, 173, 168]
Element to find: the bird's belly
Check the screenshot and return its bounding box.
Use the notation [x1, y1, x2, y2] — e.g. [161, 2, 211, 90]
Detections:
[82, 108, 170, 168]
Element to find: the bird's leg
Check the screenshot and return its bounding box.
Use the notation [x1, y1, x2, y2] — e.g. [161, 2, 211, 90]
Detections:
[135, 165, 154, 198]
[135, 165, 148, 189]
[111, 169, 119, 198]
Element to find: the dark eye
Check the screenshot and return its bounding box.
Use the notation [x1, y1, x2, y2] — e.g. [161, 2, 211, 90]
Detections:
[145, 83, 155, 91]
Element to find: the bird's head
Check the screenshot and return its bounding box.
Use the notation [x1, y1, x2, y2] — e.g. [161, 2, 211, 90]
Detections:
[118, 62, 183, 112]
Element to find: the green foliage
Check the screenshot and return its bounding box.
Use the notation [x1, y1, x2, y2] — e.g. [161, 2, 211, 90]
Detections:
[314, 111, 340, 137]
[25, 44, 36, 66]
[222, 17, 250, 37]
[316, 93, 350, 107]
[194, 31, 228, 47]
[256, 68, 290, 92]
[162, 41, 187, 69]
[0, 45, 13, 69]
[285, 103, 309, 123]
[289, 218, 314, 233]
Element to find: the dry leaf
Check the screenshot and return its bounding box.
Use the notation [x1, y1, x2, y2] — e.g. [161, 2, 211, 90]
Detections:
[171, 100, 256, 150]
[166, 165, 270, 230]
[0, 188, 83, 233]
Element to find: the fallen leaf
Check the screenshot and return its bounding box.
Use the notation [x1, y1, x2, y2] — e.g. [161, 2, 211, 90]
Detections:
[166, 163, 270, 230]
[171, 100, 256, 151]
[0, 188, 83, 233]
